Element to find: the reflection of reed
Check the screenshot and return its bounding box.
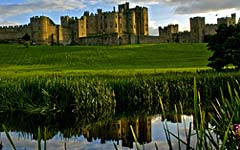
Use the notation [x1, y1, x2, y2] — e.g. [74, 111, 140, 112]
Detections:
[161, 114, 182, 123]
[0, 132, 2, 150]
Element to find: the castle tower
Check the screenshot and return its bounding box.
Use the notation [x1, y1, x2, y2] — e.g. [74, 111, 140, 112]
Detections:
[118, 2, 130, 34]
[78, 16, 87, 37]
[118, 2, 129, 13]
[231, 13, 236, 25]
[96, 9, 103, 33]
[30, 16, 49, 44]
[103, 12, 119, 34]
[190, 17, 205, 43]
[61, 16, 71, 27]
[217, 13, 236, 26]
[135, 6, 149, 36]
[127, 10, 137, 34]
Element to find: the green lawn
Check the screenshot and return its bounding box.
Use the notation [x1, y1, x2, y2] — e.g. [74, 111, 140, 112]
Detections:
[0, 43, 211, 75]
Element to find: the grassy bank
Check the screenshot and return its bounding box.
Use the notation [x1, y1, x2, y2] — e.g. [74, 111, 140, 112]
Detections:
[0, 43, 210, 74]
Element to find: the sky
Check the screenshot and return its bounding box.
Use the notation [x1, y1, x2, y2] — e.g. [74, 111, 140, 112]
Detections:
[0, 0, 240, 35]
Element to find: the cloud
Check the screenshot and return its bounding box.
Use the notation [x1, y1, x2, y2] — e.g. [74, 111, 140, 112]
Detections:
[108, 0, 240, 15]
[171, 0, 240, 14]
[1, 0, 239, 19]
[0, 0, 86, 19]
[0, 20, 20, 26]
[149, 20, 159, 35]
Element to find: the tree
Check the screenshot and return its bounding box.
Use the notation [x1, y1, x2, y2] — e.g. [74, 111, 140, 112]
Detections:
[207, 24, 240, 70]
[22, 33, 31, 41]
[22, 33, 31, 48]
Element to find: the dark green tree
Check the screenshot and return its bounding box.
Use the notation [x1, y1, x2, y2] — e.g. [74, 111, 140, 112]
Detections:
[207, 24, 240, 70]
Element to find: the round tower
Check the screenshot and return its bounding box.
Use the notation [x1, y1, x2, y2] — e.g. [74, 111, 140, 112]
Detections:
[30, 16, 49, 44]
[40, 16, 49, 44]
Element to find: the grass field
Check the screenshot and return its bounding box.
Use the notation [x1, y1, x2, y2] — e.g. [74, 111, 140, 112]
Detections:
[0, 43, 211, 76]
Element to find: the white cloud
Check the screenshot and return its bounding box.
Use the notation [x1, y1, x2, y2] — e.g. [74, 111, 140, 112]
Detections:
[0, 20, 20, 26]
[149, 20, 158, 29]
[149, 20, 159, 35]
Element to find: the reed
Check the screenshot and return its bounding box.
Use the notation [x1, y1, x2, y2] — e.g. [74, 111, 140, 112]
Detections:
[161, 77, 240, 149]
[2, 124, 16, 150]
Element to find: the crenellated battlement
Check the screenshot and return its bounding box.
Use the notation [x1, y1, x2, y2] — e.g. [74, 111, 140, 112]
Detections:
[30, 16, 49, 22]
[0, 24, 29, 32]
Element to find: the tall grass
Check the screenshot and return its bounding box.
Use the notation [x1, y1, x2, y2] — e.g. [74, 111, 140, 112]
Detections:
[1, 70, 240, 116]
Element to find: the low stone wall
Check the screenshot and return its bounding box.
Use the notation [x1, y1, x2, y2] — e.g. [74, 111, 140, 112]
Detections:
[77, 34, 163, 46]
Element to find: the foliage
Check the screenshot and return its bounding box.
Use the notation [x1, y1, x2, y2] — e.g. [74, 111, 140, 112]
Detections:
[207, 24, 240, 70]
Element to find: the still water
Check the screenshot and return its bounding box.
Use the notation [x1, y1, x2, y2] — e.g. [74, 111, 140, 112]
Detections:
[0, 114, 195, 150]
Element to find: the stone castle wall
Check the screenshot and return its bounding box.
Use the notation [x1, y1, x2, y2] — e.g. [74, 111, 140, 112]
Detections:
[158, 13, 238, 43]
[0, 25, 30, 41]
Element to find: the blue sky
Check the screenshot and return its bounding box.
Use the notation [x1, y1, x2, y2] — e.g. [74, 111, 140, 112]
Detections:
[0, 0, 240, 35]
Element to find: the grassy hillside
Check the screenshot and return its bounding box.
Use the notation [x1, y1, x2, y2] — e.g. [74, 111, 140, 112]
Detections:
[0, 43, 211, 75]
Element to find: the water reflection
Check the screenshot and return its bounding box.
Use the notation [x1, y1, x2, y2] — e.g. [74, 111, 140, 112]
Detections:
[0, 112, 193, 150]
[82, 117, 151, 148]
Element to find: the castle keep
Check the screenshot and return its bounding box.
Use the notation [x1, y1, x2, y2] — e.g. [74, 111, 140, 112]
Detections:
[0, 2, 239, 45]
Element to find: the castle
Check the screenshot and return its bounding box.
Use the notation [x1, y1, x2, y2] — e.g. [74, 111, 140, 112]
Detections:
[0, 2, 149, 45]
[0, 2, 239, 45]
